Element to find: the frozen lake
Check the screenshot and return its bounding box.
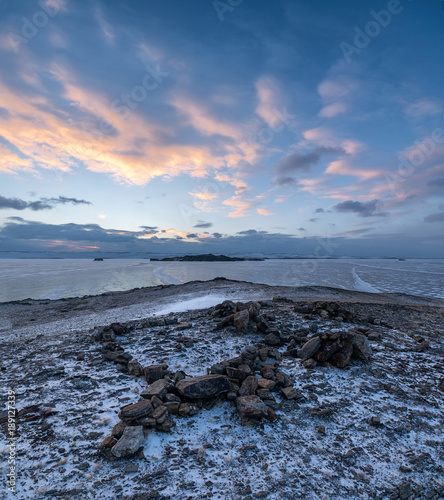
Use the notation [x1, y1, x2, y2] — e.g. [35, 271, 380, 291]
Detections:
[0, 258, 443, 302]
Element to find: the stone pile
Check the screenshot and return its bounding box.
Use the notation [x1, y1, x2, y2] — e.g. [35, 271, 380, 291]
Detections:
[214, 300, 373, 369]
[97, 299, 374, 459]
[99, 341, 302, 458]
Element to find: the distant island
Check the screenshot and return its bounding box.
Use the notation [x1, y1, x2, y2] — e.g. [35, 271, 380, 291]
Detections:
[150, 253, 264, 262]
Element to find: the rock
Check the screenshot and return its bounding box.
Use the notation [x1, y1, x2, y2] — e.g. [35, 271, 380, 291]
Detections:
[275, 371, 291, 387]
[233, 309, 250, 334]
[226, 366, 249, 381]
[368, 332, 381, 341]
[264, 333, 281, 346]
[119, 400, 153, 421]
[158, 416, 172, 432]
[314, 340, 341, 363]
[218, 314, 235, 328]
[144, 364, 169, 384]
[257, 378, 276, 391]
[165, 393, 181, 403]
[261, 365, 276, 380]
[136, 417, 156, 428]
[111, 322, 127, 335]
[265, 407, 278, 421]
[248, 301, 261, 320]
[236, 395, 268, 419]
[303, 358, 317, 369]
[164, 402, 180, 414]
[210, 363, 226, 375]
[256, 315, 271, 333]
[175, 374, 230, 399]
[226, 356, 243, 368]
[76, 353, 85, 361]
[282, 387, 301, 400]
[173, 370, 186, 383]
[329, 342, 353, 368]
[153, 407, 168, 424]
[111, 426, 145, 458]
[111, 421, 127, 439]
[398, 481, 412, 500]
[127, 360, 144, 377]
[239, 375, 258, 396]
[297, 337, 321, 361]
[309, 322, 318, 333]
[178, 402, 199, 416]
[369, 416, 381, 426]
[99, 436, 117, 449]
[227, 392, 237, 400]
[140, 379, 169, 400]
[349, 333, 372, 361]
[317, 425, 325, 434]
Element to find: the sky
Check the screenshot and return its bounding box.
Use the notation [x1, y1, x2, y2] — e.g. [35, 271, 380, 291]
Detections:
[0, 0, 443, 258]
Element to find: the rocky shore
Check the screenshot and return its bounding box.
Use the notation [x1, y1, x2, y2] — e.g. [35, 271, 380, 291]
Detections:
[0, 280, 443, 499]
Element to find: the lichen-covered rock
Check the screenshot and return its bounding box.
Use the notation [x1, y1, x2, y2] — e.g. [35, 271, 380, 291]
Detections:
[111, 426, 144, 458]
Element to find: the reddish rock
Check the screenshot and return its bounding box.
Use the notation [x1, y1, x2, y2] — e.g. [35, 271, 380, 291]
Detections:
[236, 395, 268, 419]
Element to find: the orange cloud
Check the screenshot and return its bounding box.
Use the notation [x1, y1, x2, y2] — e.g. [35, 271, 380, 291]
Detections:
[257, 208, 272, 215]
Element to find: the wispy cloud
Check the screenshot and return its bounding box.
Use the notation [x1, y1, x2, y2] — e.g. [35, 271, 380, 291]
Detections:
[0, 195, 91, 211]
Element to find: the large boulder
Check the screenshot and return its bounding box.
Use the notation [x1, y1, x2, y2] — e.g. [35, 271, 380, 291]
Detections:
[111, 426, 144, 458]
[175, 374, 230, 399]
[236, 395, 268, 419]
[297, 337, 321, 361]
[233, 309, 250, 334]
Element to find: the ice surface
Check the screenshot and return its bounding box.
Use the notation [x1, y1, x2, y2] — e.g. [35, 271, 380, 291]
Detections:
[0, 258, 443, 302]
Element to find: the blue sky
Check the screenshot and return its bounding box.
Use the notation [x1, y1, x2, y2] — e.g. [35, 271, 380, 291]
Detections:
[0, 0, 443, 257]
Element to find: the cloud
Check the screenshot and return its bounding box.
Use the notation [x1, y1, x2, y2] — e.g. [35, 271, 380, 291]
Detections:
[274, 146, 344, 187]
[319, 102, 347, 118]
[317, 76, 357, 118]
[424, 212, 444, 223]
[308, 218, 318, 222]
[193, 221, 213, 228]
[403, 98, 443, 118]
[427, 177, 444, 187]
[298, 227, 306, 231]
[255, 75, 284, 127]
[257, 208, 272, 216]
[314, 208, 325, 213]
[332, 199, 388, 217]
[0, 195, 91, 211]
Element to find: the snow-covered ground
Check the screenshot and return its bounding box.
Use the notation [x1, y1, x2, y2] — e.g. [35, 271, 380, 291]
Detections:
[1, 294, 443, 499]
